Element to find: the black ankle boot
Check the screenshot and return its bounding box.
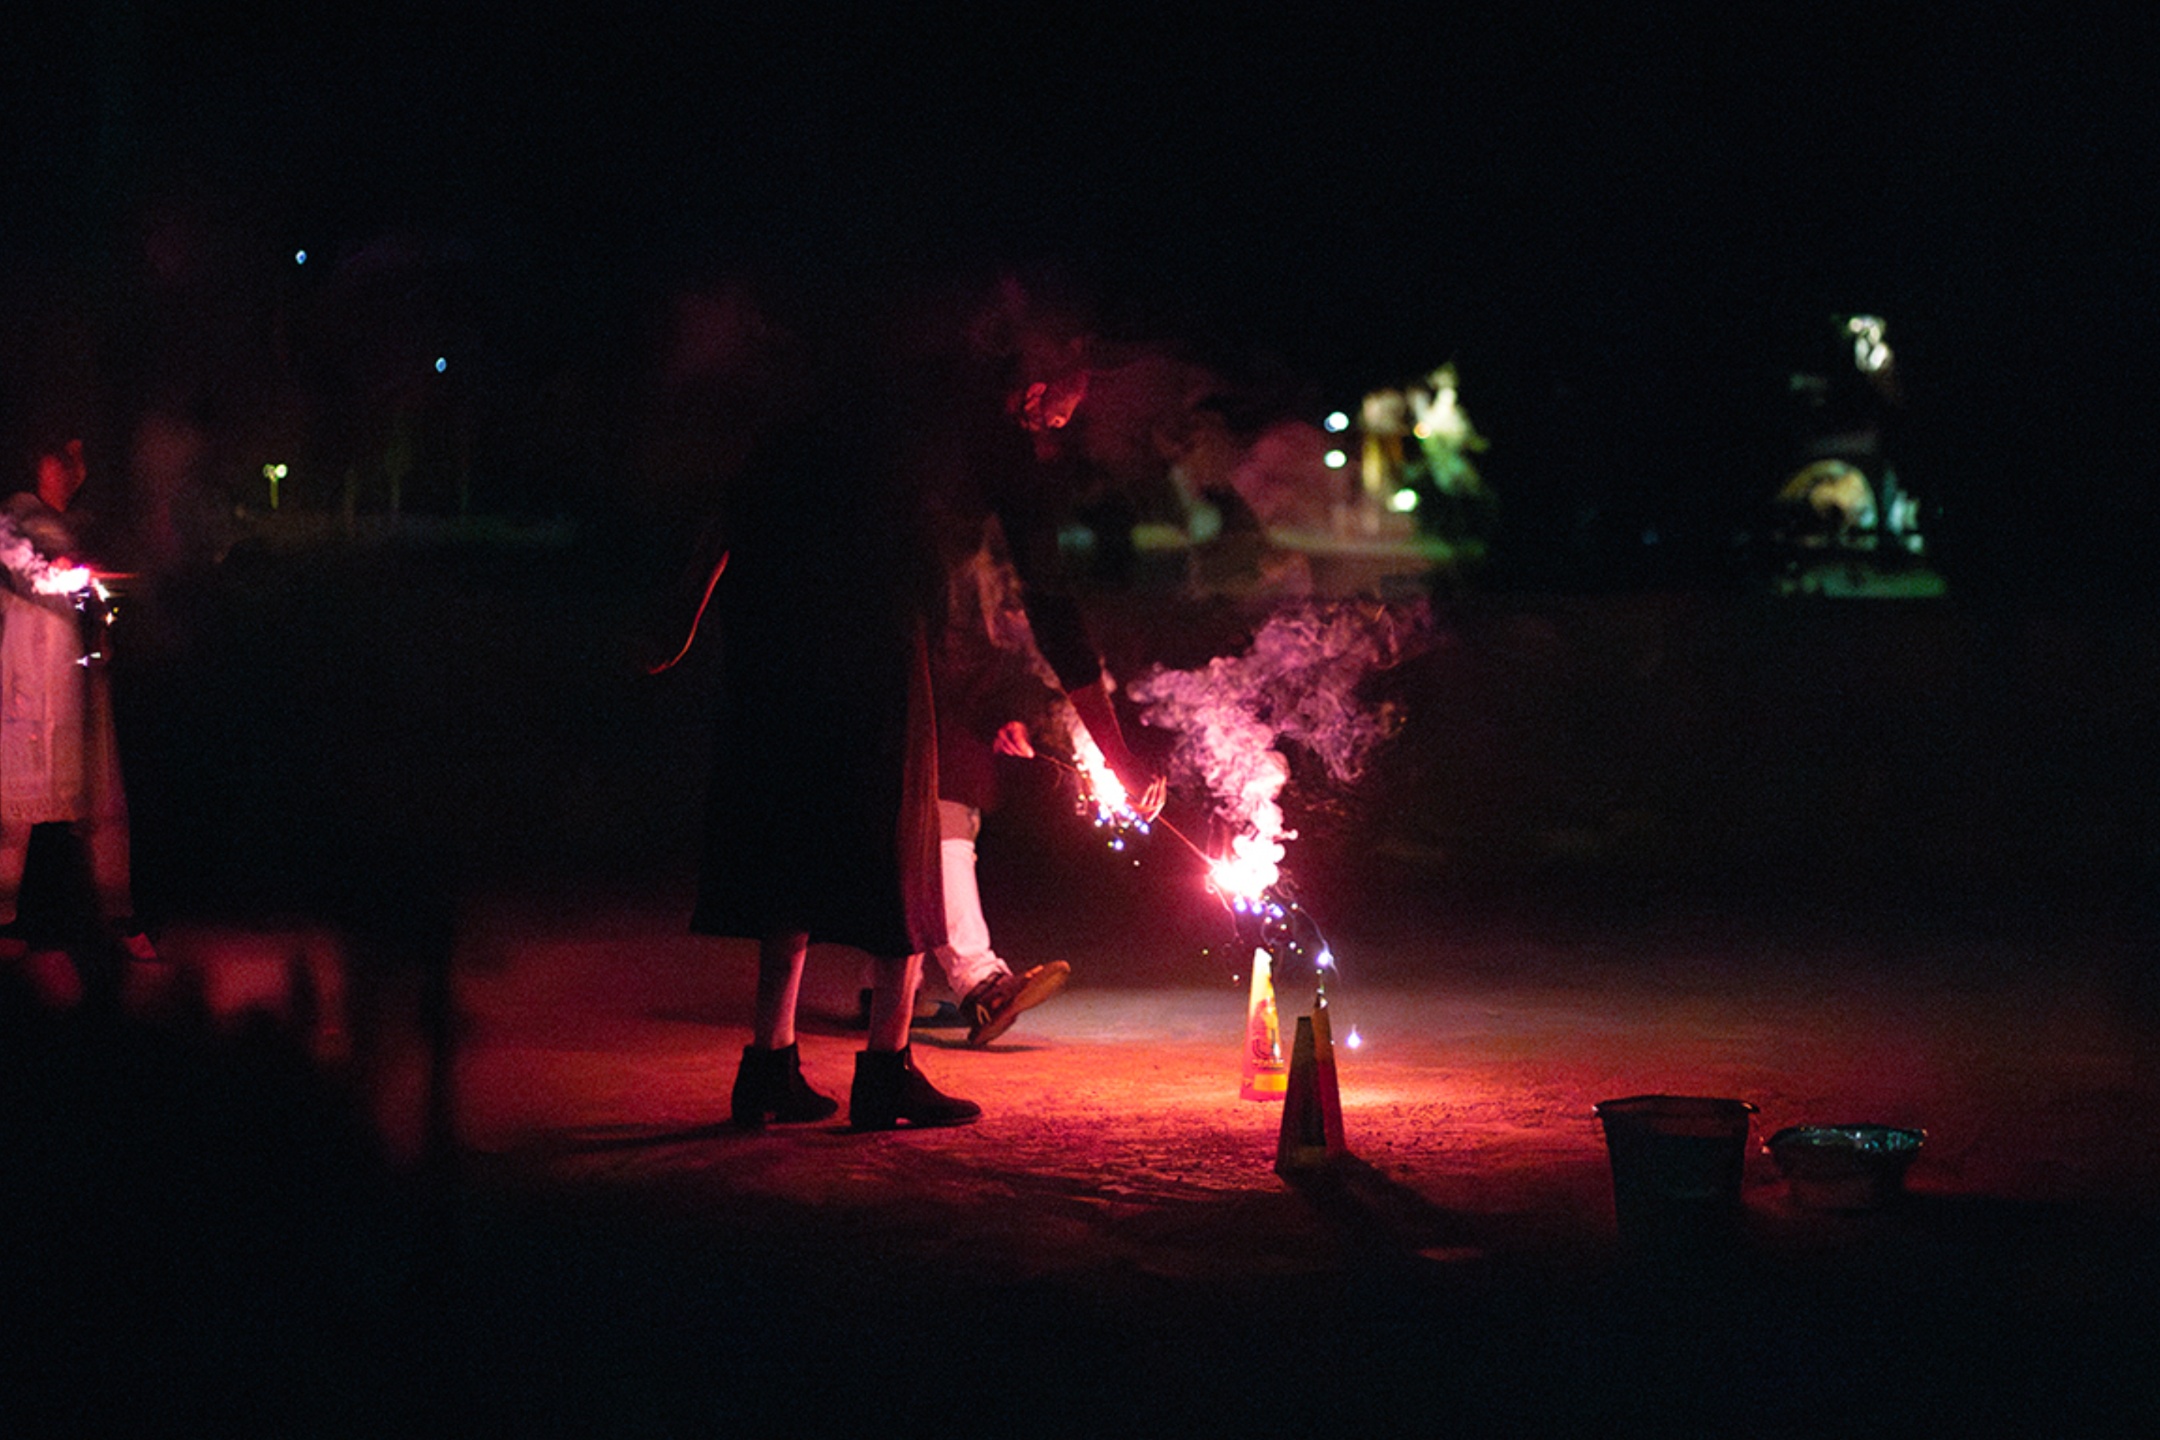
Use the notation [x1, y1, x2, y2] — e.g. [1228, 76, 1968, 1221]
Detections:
[848, 1046, 982, 1131]
[731, 1043, 840, 1129]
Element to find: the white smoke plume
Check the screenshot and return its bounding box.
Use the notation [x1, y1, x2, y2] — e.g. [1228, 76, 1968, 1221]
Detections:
[0, 512, 92, 596]
[1128, 598, 1430, 894]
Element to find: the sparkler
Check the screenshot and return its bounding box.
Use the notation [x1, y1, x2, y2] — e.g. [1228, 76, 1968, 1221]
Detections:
[1040, 599, 1424, 1106]
[73, 577, 116, 666]
[0, 520, 93, 599]
[0, 514, 114, 666]
[1066, 727, 1151, 850]
[1041, 741, 1360, 1092]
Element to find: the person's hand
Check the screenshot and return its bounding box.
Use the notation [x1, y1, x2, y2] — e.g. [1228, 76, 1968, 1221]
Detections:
[1065, 680, 1165, 821]
[1126, 771, 1168, 823]
[1102, 746, 1166, 822]
[993, 720, 1036, 759]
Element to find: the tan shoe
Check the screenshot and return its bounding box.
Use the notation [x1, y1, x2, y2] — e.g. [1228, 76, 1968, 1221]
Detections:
[962, 961, 1071, 1047]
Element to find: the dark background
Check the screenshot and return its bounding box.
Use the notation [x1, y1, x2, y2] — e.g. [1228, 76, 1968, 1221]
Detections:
[7, 5, 2157, 588]
[6, 20, 2158, 1436]
[3, 5, 2157, 924]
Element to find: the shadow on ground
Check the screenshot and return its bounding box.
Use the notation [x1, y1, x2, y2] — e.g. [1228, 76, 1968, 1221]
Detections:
[7, 932, 2158, 1436]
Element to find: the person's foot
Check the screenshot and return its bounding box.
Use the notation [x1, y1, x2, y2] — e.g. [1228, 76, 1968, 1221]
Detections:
[962, 961, 1071, 1048]
[853, 988, 965, 1030]
[911, 998, 966, 1029]
[848, 1046, 980, 1130]
[114, 926, 159, 964]
[731, 1042, 841, 1129]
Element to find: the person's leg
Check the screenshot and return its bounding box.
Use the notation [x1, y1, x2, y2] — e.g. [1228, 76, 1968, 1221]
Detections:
[753, 928, 810, 1049]
[85, 810, 135, 922]
[934, 800, 1009, 1000]
[84, 811, 158, 961]
[854, 799, 990, 1029]
[851, 946, 979, 1130]
[933, 800, 1071, 1048]
[856, 952, 959, 1028]
[734, 928, 838, 1128]
[0, 820, 31, 972]
[0, 819, 31, 932]
[862, 949, 924, 1052]
[0, 822, 86, 1008]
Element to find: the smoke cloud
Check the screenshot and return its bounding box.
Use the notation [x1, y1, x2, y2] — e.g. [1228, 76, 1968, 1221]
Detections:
[1128, 599, 1431, 886]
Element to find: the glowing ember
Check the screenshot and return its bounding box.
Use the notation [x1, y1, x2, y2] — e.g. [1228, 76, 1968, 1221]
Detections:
[1208, 831, 1283, 904]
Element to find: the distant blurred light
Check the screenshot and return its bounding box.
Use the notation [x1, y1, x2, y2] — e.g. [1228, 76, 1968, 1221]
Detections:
[1324, 411, 1350, 433]
[434, 356, 448, 373]
[1188, 501, 1223, 544]
[294, 250, 307, 265]
[1324, 449, 1348, 470]
[1846, 315, 1892, 374]
[1389, 487, 1419, 513]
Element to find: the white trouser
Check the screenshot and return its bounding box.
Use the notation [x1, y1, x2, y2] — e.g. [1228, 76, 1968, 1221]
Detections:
[873, 800, 1013, 1003]
[930, 799, 1011, 1001]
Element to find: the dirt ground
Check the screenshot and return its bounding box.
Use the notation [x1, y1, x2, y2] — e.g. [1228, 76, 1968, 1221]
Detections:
[8, 555, 2160, 1433]
[9, 857, 2157, 1436]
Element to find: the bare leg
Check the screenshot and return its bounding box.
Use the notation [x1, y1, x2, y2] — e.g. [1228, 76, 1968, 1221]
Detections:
[849, 947, 978, 1129]
[753, 929, 810, 1050]
[84, 811, 137, 927]
[863, 950, 924, 1052]
[735, 928, 839, 1128]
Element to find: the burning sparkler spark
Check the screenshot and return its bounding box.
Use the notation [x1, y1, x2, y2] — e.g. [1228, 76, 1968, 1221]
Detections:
[1208, 831, 1284, 903]
[1053, 601, 1428, 1081]
[1132, 597, 1428, 921]
[42, 565, 92, 596]
[1040, 706, 1365, 1066]
[1062, 726, 1162, 855]
[0, 521, 93, 597]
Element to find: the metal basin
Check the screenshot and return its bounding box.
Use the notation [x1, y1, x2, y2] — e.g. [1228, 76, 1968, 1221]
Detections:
[1766, 1124, 1924, 1211]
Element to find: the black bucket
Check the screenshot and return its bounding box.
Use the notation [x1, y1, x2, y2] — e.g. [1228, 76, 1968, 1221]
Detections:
[1595, 1095, 1757, 1245]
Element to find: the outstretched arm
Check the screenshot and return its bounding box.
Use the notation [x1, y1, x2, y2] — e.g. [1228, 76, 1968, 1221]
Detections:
[1066, 679, 1165, 821]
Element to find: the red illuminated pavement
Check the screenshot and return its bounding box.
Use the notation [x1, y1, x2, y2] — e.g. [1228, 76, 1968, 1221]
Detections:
[103, 861, 2156, 1433]
[431, 883, 2160, 1251]
[29, 863, 2160, 1433]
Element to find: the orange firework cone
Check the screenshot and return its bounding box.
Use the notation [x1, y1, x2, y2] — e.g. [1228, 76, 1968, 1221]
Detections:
[1275, 1007, 1349, 1174]
[1240, 947, 1287, 1101]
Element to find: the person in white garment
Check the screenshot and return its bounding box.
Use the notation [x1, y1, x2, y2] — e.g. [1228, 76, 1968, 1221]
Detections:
[863, 522, 1078, 1048]
[0, 434, 157, 990]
